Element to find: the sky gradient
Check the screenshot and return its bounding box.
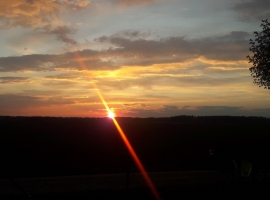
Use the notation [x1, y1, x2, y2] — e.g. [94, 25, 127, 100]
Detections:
[0, 0, 269, 117]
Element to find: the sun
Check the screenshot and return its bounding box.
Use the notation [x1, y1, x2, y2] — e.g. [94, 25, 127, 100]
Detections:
[108, 111, 115, 118]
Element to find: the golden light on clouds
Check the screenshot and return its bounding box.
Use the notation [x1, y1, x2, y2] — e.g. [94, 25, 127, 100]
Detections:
[0, 0, 60, 28]
[0, 0, 269, 117]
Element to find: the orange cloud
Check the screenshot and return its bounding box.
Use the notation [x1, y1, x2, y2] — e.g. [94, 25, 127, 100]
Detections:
[0, 0, 90, 28]
[63, 0, 91, 10]
[0, 0, 60, 28]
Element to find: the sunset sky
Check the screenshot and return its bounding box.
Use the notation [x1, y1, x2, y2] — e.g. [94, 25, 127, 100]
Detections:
[0, 0, 269, 117]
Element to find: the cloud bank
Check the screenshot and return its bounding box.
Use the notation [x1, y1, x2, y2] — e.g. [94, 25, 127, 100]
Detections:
[0, 31, 250, 72]
[232, 0, 270, 21]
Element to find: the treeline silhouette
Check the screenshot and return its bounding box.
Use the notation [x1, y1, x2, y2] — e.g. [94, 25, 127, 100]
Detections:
[0, 116, 269, 178]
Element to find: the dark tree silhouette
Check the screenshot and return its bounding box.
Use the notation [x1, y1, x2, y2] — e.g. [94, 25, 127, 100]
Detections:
[247, 19, 270, 89]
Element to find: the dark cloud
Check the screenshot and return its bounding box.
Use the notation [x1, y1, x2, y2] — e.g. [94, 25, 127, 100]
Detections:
[217, 31, 251, 42]
[45, 73, 85, 81]
[41, 80, 82, 88]
[42, 25, 77, 45]
[97, 31, 250, 63]
[0, 31, 250, 72]
[157, 105, 178, 111]
[0, 54, 59, 72]
[97, 75, 249, 90]
[124, 106, 270, 118]
[122, 103, 139, 107]
[111, 30, 152, 39]
[232, 0, 270, 21]
[0, 94, 41, 110]
[181, 106, 244, 116]
[0, 77, 30, 84]
[0, 50, 117, 72]
[172, 75, 249, 87]
[0, 93, 103, 116]
[26, 0, 35, 4]
[0, 94, 76, 110]
[22, 89, 65, 96]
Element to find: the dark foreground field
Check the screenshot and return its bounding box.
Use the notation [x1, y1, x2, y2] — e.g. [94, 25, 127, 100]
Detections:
[1, 171, 270, 199]
[0, 116, 269, 199]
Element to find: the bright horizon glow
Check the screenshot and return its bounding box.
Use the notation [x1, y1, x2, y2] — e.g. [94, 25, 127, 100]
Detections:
[108, 110, 115, 118]
[72, 50, 161, 200]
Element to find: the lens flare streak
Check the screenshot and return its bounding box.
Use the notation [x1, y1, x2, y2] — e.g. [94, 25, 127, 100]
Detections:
[112, 117, 161, 200]
[72, 50, 161, 200]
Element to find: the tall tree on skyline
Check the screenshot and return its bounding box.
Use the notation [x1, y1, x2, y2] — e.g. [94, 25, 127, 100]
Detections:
[247, 19, 270, 89]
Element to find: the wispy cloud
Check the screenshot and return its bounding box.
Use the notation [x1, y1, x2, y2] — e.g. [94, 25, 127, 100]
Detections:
[63, 0, 91, 10]
[0, 0, 60, 28]
[114, 0, 155, 7]
[42, 25, 77, 45]
[0, 77, 31, 84]
[0, 94, 76, 109]
[0, 0, 90, 45]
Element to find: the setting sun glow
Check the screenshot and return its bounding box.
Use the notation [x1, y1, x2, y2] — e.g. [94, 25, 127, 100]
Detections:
[108, 111, 115, 118]
[72, 47, 160, 200]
